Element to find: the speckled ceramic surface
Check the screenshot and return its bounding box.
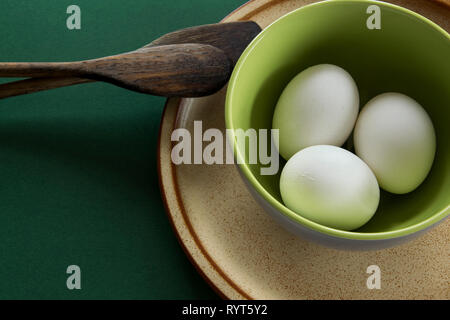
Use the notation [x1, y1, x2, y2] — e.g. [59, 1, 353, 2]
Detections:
[158, 0, 450, 299]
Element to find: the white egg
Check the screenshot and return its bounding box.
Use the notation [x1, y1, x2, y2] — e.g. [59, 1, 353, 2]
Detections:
[354, 93, 436, 194]
[280, 145, 380, 231]
[272, 64, 359, 160]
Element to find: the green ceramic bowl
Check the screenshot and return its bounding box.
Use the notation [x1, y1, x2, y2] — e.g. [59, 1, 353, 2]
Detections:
[225, 0, 450, 249]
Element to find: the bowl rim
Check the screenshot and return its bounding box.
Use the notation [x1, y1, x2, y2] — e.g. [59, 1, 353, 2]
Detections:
[225, 0, 450, 240]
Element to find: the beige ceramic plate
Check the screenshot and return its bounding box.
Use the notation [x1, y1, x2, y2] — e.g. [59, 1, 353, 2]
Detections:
[158, 0, 450, 300]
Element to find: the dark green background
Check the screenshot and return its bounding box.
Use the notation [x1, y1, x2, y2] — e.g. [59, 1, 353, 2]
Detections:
[0, 0, 246, 299]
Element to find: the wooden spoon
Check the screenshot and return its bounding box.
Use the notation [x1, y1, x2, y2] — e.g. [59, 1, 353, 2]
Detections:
[0, 44, 231, 97]
[0, 21, 261, 99]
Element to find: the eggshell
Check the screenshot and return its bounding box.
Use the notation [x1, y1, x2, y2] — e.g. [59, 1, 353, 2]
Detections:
[273, 64, 359, 160]
[354, 93, 436, 194]
[280, 145, 380, 231]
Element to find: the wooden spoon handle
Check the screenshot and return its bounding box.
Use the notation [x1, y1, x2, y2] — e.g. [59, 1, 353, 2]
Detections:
[0, 62, 80, 78]
[0, 22, 173, 98]
[0, 28, 166, 99]
[0, 77, 91, 99]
